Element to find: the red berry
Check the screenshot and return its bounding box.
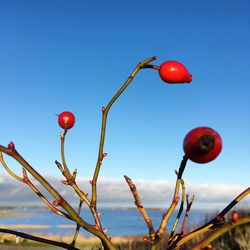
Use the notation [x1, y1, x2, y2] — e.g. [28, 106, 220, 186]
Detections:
[231, 211, 239, 222]
[183, 127, 222, 163]
[159, 61, 192, 83]
[58, 111, 75, 129]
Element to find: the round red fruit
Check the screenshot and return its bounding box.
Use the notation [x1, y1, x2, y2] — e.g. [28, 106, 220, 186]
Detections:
[58, 111, 75, 129]
[183, 127, 222, 163]
[231, 211, 239, 222]
[159, 60, 192, 84]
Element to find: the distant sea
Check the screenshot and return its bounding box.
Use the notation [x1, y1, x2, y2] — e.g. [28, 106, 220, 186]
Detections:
[0, 207, 215, 237]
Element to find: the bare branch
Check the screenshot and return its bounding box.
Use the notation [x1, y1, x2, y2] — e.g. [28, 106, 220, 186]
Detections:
[0, 228, 81, 250]
[124, 175, 155, 241]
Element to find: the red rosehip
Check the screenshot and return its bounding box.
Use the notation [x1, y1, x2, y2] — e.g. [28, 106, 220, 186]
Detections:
[58, 111, 75, 129]
[159, 60, 192, 83]
[183, 127, 222, 163]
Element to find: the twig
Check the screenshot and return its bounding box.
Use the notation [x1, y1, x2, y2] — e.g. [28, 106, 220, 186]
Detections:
[0, 228, 81, 250]
[71, 199, 84, 246]
[124, 175, 155, 241]
[174, 187, 250, 248]
[0, 151, 24, 182]
[169, 172, 186, 239]
[0, 152, 71, 220]
[190, 216, 250, 250]
[180, 194, 195, 236]
[91, 56, 157, 211]
[156, 156, 188, 238]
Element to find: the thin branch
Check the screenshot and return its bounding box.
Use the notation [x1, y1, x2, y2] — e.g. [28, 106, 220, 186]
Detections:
[124, 175, 155, 241]
[60, 130, 74, 180]
[180, 194, 195, 236]
[169, 173, 185, 239]
[156, 155, 188, 238]
[0, 151, 24, 182]
[0, 228, 81, 250]
[174, 187, 250, 248]
[156, 196, 180, 238]
[190, 216, 250, 250]
[71, 199, 84, 246]
[22, 168, 72, 220]
[91, 56, 157, 211]
[0, 152, 71, 220]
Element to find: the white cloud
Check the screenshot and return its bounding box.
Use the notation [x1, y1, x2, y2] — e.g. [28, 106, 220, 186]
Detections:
[0, 175, 249, 210]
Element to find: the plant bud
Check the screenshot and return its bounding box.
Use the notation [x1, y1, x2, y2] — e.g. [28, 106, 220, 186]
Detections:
[8, 141, 15, 150]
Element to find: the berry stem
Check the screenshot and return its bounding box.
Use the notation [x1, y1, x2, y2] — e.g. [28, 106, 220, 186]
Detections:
[142, 64, 160, 70]
[91, 56, 157, 210]
[60, 129, 72, 179]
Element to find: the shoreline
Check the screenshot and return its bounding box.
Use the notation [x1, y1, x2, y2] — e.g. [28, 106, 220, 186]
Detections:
[0, 232, 145, 247]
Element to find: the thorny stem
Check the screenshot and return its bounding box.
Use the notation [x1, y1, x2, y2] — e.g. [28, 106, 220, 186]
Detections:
[91, 56, 157, 210]
[174, 187, 250, 248]
[0, 228, 81, 250]
[0, 145, 117, 250]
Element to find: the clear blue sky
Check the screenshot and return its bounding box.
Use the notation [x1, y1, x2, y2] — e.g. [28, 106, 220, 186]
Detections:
[0, 0, 249, 193]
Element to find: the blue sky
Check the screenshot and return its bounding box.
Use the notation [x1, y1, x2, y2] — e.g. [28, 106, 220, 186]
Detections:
[0, 0, 249, 207]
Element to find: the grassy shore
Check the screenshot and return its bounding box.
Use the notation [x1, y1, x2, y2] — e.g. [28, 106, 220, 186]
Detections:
[0, 224, 249, 250]
[0, 233, 146, 250]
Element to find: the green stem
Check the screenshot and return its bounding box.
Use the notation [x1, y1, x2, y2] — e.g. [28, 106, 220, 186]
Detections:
[60, 130, 72, 178]
[169, 177, 185, 239]
[91, 56, 157, 209]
